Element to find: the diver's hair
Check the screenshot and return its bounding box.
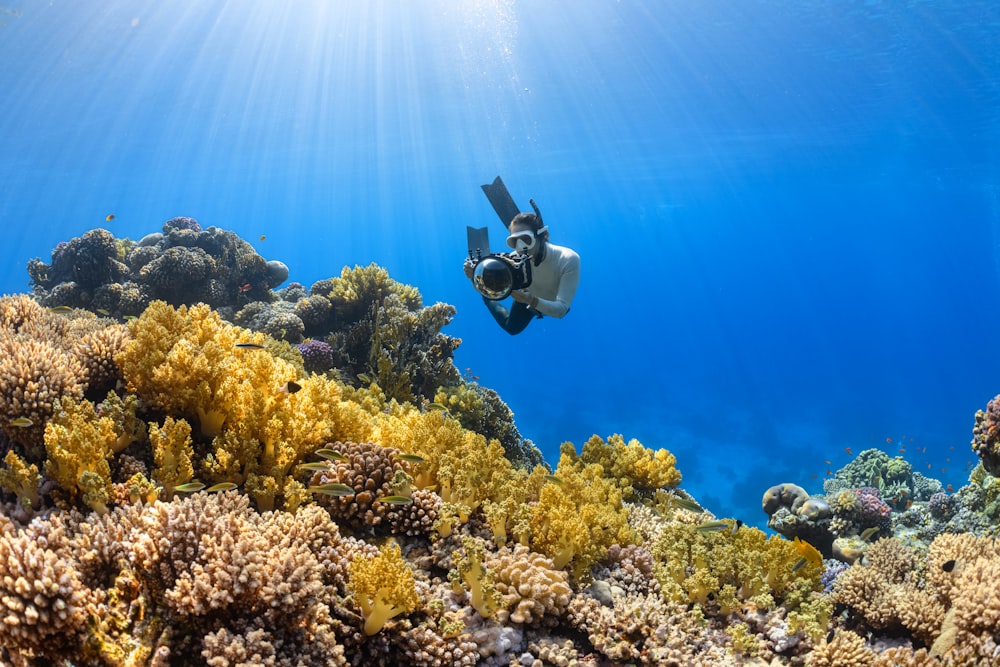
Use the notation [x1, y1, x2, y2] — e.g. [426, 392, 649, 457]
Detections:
[510, 212, 548, 239]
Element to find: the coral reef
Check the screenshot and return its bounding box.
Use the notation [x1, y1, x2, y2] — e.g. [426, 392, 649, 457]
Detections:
[6, 222, 1000, 666]
[28, 219, 285, 315]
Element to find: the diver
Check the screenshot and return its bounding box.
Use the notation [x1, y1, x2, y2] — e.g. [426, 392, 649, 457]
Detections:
[464, 201, 580, 335]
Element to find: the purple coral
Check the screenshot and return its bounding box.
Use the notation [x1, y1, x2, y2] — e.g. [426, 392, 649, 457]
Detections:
[928, 492, 959, 521]
[298, 340, 336, 375]
[162, 216, 202, 233]
[854, 487, 892, 532]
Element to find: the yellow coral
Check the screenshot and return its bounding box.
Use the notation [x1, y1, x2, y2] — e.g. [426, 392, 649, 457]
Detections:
[118, 301, 374, 511]
[43, 397, 119, 514]
[348, 542, 420, 635]
[450, 536, 503, 618]
[149, 416, 195, 495]
[573, 434, 681, 499]
[0, 451, 40, 511]
[528, 449, 635, 576]
[651, 521, 822, 614]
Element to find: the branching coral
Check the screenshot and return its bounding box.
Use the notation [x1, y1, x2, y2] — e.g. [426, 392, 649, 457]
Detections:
[149, 416, 195, 495]
[72, 323, 130, 395]
[0, 336, 86, 451]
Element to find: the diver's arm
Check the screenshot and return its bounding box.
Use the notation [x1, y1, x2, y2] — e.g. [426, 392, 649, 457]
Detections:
[531, 252, 580, 318]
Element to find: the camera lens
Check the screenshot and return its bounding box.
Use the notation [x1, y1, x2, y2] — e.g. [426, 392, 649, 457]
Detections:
[473, 256, 513, 299]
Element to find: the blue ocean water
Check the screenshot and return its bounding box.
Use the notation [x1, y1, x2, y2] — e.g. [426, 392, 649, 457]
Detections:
[1, 1, 998, 527]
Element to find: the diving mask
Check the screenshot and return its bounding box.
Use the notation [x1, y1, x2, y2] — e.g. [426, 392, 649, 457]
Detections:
[506, 226, 548, 253]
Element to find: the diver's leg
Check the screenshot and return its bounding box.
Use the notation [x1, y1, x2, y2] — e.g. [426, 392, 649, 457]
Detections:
[504, 302, 536, 335]
[483, 297, 512, 329]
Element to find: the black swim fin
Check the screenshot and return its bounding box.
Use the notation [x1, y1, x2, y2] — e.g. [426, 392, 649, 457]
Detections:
[481, 176, 522, 230]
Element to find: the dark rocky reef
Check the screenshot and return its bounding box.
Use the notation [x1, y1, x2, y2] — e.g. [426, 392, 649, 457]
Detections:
[27, 218, 287, 316]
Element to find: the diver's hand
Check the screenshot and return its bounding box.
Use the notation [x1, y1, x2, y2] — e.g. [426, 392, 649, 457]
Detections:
[511, 290, 533, 305]
[463, 258, 475, 279]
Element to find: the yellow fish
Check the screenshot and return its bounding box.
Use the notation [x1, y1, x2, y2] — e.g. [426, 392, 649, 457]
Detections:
[206, 482, 238, 493]
[297, 462, 332, 471]
[174, 481, 206, 493]
[315, 448, 349, 462]
[696, 520, 731, 534]
[792, 537, 822, 569]
[9, 417, 33, 428]
[308, 483, 356, 497]
[375, 495, 413, 505]
[106, 214, 115, 221]
[398, 453, 426, 464]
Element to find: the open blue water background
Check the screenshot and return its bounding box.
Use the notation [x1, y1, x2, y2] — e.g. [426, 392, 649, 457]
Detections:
[2, 1, 999, 526]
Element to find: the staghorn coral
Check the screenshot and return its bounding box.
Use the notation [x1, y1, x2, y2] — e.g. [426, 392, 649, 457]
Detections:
[572, 433, 682, 499]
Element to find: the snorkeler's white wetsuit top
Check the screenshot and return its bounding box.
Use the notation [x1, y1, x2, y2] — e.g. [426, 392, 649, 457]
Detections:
[528, 243, 580, 318]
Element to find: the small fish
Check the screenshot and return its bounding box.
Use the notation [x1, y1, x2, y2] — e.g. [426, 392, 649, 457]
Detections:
[234, 343, 265, 350]
[696, 520, 731, 534]
[315, 448, 349, 462]
[106, 214, 115, 221]
[826, 629, 835, 643]
[791, 557, 808, 572]
[174, 482, 206, 493]
[357, 373, 372, 384]
[427, 402, 449, 411]
[259, 234, 266, 241]
[9, 417, 33, 428]
[398, 453, 426, 464]
[238, 283, 252, 294]
[942, 559, 956, 573]
[48, 305, 73, 314]
[844, 447, 853, 456]
[860, 526, 880, 542]
[731, 519, 744, 533]
[544, 474, 563, 485]
[308, 483, 356, 497]
[281, 380, 302, 394]
[206, 482, 237, 493]
[946, 484, 954, 493]
[124, 315, 138, 322]
[297, 462, 332, 471]
[376, 495, 413, 505]
[886, 437, 892, 444]
[671, 495, 704, 513]
[95, 308, 110, 316]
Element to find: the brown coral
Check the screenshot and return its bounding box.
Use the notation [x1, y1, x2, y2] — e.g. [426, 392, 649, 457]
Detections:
[71, 323, 130, 394]
[0, 337, 86, 450]
[309, 440, 412, 533]
[0, 514, 93, 660]
[807, 630, 875, 667]
[487, 543, 573, 625]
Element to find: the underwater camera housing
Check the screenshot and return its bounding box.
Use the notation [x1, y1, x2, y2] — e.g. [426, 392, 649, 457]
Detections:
[466, 226, 532, 300]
